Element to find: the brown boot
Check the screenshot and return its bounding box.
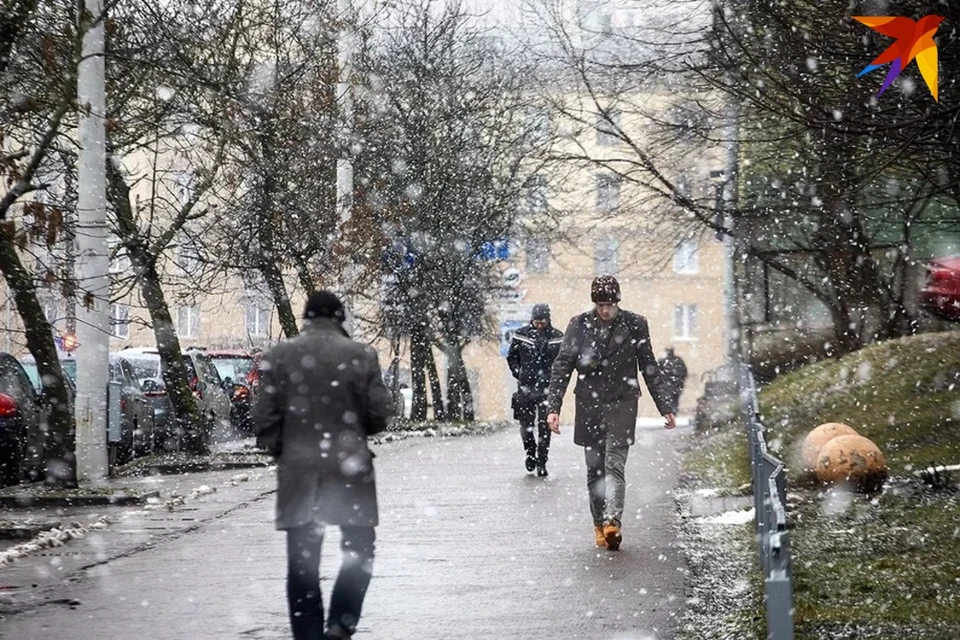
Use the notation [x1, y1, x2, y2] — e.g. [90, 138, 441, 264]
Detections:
[603, 521, 622, 551]
[594, 525, 607, 548]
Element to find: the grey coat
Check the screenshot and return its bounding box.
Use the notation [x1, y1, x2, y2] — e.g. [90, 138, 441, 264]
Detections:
[546, 309, 674, 448]
[253, 318, 393, 530]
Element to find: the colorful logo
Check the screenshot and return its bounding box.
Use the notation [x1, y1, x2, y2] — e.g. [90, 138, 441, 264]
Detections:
[853, 15, 945, 102]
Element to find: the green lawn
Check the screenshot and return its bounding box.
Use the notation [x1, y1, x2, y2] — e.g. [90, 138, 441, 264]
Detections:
[682, 330, 960, 639]
[761, 330, 960, 479]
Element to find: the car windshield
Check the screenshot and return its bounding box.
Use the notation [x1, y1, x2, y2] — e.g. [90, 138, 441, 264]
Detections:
[18, 360, 75, 392]
[210, 357, 254, 383]
[126, 356, 161, 380]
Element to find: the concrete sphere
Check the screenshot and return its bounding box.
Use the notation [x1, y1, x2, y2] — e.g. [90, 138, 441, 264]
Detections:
[815, 434, 887, 491]
[801, 422, 859, 472]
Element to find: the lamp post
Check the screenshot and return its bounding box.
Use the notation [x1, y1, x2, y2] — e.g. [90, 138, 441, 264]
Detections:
[337, 0, 357, 332]
[75, 0, 109, 482]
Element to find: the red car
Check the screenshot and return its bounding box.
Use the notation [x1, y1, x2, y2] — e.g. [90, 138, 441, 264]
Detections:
[205, 350, 260, 435]
[920, 256, 960, 322]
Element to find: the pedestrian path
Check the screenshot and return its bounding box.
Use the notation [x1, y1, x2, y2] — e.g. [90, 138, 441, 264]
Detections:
[0, 423, 690, 639]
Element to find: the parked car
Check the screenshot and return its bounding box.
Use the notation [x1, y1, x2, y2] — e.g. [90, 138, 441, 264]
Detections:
[920, 256, 960, 322]
[0, 352, 46, 486]
[110, 355, 156, 458]
[18, 354, 151, 465]
[205, 349, 259, 436]
[120, 347, 232, 450]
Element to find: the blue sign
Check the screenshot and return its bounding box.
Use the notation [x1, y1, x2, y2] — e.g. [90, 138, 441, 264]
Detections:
[499, 320, 525, 357]
[480, 240, 510, 261]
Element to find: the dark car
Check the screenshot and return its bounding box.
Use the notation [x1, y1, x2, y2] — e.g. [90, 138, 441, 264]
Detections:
[206, 350, 259, 436]
[120, 347, 232, 450]
[920, 256, 960, 322]
[0, 353, 46, 486]
[19, 355, 150, 465]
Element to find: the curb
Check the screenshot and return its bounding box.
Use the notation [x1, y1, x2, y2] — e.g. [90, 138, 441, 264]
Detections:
[0, 491, 159, 509]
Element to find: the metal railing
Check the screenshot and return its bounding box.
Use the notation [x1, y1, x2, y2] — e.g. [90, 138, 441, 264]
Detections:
[739, 364, 794, 640]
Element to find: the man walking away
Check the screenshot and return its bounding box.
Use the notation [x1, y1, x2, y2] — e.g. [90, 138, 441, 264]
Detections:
[546, 275, 676, 551]
[254, 291, 393, 640]
[507, 303, 563, 476]
[658, 347, 688, 413]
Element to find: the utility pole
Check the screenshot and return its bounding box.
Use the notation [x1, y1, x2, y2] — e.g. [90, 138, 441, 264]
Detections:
[74, 0, 109, 483]
[722, 95, 740, 367]
[337, 0, 357, 331]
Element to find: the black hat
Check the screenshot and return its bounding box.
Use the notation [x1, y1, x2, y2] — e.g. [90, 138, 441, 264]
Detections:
[303, 290, 345, 323]
[531, 303, 551, 323]
[591, 275, 621, 303]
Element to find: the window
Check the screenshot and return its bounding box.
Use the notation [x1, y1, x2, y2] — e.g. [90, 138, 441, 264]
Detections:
[243, 270, 269, 297]
[596, 109, 621, 146]
[109, 245, 131, 275]
[176, 238, 202, 274]
[526, 174, 548, 213]
[245, 300, 272, 338]
[525, 236, 549, 275]
[674, 304, 699, 340]
[174, 170, 194, 206]
[110, 304, 130, 339]
[177, 305, 200, 339]
[594, 235, 619, 276]
[524, 107, 551, 146]
[597, 11, 612, 35]
[596, 174, 621, 213]
[674, 239, 700, 274]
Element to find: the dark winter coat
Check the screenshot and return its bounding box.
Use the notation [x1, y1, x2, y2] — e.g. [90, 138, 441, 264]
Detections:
[658, 353, 688, 405]
[253, 318, 393, 530]
[546, 309, 675, 447]
[507, 323, 564, 399]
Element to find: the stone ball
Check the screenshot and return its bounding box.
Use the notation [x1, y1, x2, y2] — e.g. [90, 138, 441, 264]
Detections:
[800, 422, 859, 472]
[815, 434, 887, 492]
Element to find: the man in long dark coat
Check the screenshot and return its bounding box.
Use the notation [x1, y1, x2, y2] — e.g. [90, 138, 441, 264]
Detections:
[546, 275, 676, 551]
[254, 291, 393, 640]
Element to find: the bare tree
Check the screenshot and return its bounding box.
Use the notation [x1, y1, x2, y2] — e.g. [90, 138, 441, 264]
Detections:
[370, 0, 548, 421]
[524, 0, 960, 357]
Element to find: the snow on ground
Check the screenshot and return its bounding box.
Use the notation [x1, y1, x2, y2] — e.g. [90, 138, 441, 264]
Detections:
[697, 506, 755, 525]
[0, 516, 110, 568]
[674, 488, 759, 640]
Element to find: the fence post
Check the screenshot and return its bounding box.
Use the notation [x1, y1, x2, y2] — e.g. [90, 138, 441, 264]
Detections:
[740, 363, 794, 639]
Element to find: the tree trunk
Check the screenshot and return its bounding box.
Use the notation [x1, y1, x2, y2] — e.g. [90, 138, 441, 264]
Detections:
[138, 264, 208, 453]
[0, 223, 76, 486]
[255, 141, 299, 339]
[388, 334, 403, 417]
[409, 328, 428, 422]
[424, 342, 446, 422]
[106, 160, 205, 453]
[444, 341, 473, 422]
[260, 256, 299, 339]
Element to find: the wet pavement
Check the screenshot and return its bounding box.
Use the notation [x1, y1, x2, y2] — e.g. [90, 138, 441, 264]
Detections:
[0, 422, 690, 639]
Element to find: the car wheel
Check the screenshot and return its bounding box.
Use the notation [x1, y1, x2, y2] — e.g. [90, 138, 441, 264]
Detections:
[1, 455, 21, 488]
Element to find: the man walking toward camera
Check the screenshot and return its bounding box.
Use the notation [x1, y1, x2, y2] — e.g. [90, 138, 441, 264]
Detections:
[254, 291, 393, 640]
[507, 303, 563, 476]
[546, 275, 676, 551]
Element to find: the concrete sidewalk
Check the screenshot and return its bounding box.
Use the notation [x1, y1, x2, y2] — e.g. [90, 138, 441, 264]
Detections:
[0, 422, 690, 639]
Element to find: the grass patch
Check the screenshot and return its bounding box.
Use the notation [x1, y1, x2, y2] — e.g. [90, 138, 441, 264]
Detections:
[684, 426, 752, 492]
[759, 331, 960, 638]
[791, 488, 960, 639]
[759, 330, 960, 479]
[683, 330, 960, 638]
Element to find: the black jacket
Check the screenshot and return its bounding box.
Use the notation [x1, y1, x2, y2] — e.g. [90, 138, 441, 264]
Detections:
[658, 354, 688, 394]
[507, 323, 564, 396]
[547, 309, 674, 447]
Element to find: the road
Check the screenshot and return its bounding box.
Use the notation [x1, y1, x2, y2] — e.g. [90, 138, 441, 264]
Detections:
[0, 422, 690, 639]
